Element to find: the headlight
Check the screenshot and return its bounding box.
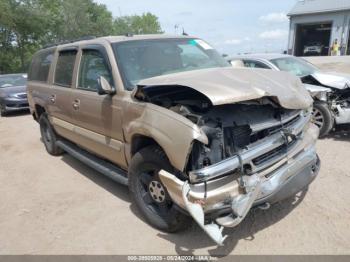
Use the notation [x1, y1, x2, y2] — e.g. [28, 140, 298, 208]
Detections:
[8, 93, 18, 98]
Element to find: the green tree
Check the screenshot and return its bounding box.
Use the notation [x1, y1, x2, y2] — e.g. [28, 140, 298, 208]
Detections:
[0, 0, 52, 72]
[0, 0, 163, 74]
[113, 12, 163, 35]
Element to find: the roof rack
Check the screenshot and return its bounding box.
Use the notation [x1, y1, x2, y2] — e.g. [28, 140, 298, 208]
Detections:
[43, 36, 96, 49]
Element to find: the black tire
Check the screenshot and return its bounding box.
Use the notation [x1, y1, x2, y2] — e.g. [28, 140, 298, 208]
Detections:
[128, 145, 191, 232]
[0, 103, 7, 117]
[39, 113, 64, 156]
[312, 101, 334, 137]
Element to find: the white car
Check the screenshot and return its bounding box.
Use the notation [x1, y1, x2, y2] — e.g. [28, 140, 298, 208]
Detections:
[303, 42, 324, 56]
[229, 54, 350, 137]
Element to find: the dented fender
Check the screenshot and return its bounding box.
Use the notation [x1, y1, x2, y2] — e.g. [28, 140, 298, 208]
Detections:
[123, 102, 208, 171]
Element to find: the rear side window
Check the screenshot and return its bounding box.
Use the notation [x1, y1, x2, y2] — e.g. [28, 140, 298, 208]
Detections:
[243, 60, 270, 69]
[54, 50, 77, 87]
[28, 50, 54, 82]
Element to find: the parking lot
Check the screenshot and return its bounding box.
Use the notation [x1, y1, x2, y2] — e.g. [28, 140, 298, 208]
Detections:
[0, 112, 349, 256]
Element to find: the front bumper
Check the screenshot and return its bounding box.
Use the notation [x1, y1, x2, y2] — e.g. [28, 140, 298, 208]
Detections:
[159, 123, 320, 245]
[1, 97, 29, 112]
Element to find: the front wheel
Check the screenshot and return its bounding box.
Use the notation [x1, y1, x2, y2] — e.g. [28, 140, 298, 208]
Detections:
[128, 145, 191, 232]
[311, 101, 334, 137]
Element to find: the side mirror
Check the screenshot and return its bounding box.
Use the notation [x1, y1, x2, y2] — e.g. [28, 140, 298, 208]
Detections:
[97, 76, 115, 95]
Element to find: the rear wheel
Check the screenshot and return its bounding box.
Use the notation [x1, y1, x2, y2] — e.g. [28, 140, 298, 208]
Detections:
[311, 101, 333, 137]
[128, 145, 191, 232]
[39, 113, 64, 156]
[0, 103, 7, 116]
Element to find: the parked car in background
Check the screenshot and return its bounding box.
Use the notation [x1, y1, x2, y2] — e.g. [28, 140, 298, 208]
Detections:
[229, 54, 350, 137]
[303, 42, 324, 56]
[27, 35, 320, 245]
[0, 74, 28, 116]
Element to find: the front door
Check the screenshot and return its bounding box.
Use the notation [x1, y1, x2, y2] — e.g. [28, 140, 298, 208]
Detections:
[70, 46, 126, 167]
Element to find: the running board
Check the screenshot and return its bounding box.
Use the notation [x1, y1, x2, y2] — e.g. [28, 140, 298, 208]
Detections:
[56, 140, 129, 186]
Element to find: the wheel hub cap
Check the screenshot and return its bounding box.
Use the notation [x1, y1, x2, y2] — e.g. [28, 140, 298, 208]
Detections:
[148, 180, 166, 203]
[311, 108, 324, 129]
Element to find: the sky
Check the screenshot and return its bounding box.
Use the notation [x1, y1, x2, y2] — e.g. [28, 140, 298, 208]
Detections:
[95, 0, 297, 55]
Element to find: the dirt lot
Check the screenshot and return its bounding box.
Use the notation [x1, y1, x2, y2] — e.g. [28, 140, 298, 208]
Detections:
[304, 56, 350, 74]
[0, 113, 349, 256]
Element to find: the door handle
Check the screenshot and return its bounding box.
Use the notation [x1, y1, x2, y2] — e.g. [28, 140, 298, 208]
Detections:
[72, 99, 80, 110]
[49, 95, 56, 104]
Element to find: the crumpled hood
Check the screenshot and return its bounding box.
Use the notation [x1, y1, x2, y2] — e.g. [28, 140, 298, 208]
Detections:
[304, 84, 331, 94]
[138, 67, 312, 109]
[312, 71, 350, 89]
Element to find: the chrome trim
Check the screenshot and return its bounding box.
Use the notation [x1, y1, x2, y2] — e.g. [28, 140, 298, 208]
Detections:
[256, 146, 317, 200]
[189, 113, 311, 183]
[215, 147, 318, 229]
[159, 130, 319, 245]
[160, 142, 318, 213]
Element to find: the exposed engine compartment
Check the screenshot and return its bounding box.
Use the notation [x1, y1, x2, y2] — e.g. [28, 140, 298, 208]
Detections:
[135, 85, 304, 172]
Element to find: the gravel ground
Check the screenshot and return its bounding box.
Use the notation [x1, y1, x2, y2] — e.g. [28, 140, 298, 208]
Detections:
[0, 113, 349, 256]
[304, 56, 350, 74]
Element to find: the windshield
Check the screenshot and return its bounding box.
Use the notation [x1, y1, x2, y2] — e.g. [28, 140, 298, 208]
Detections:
[112, 38, 230, 90]
[0, 74, 27, 88]
[270, 57, 318, 77]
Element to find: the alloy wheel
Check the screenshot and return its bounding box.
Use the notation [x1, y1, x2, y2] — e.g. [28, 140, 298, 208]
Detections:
[311, 107, 324, 129]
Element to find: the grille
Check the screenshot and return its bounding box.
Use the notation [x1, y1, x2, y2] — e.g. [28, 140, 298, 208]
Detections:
[252, 138, 298, 166]
[249, 112, 304, 169]
[7, 103, 29, 108]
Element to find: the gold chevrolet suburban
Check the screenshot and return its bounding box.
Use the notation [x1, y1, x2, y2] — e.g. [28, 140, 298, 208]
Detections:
[27, 35, 320, 245]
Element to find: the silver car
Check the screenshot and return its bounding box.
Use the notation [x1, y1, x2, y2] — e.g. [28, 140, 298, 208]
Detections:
[229, 54, 350, 137]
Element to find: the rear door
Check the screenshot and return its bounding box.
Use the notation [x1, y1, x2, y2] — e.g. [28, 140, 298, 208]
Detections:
[70, 45, 126, 167]
[48, 47, 78, 124]
[48, 48, 78, 140]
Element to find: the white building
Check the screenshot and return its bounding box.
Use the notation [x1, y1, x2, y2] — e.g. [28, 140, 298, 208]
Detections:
[288, 0, 350, 56]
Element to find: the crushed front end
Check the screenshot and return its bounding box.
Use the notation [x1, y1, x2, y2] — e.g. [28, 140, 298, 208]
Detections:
[330, 85, 350, 124]
[159, 101, 320, 245]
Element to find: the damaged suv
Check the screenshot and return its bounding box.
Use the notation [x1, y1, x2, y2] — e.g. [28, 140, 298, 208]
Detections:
[27, 35, 320, 245]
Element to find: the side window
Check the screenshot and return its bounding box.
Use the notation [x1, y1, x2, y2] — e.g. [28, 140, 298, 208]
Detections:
[243, 60, 270, 69]
[28, 50, 54, 82]
[54, 50, 77, 87]
[78, 49, 113, 91]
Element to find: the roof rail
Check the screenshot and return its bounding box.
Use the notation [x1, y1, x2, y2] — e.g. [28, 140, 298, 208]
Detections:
[43, 36, 96, 49]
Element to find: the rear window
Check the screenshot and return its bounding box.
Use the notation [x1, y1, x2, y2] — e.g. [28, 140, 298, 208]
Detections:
[28, 50, 54, 82]
[54, 50, 77, 87]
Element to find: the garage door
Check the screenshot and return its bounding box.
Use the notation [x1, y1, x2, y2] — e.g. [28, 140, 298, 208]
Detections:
[294, 22, 332, 57]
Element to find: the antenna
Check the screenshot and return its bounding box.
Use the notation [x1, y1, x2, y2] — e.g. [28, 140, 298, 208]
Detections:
[182, 27, 188, 36]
